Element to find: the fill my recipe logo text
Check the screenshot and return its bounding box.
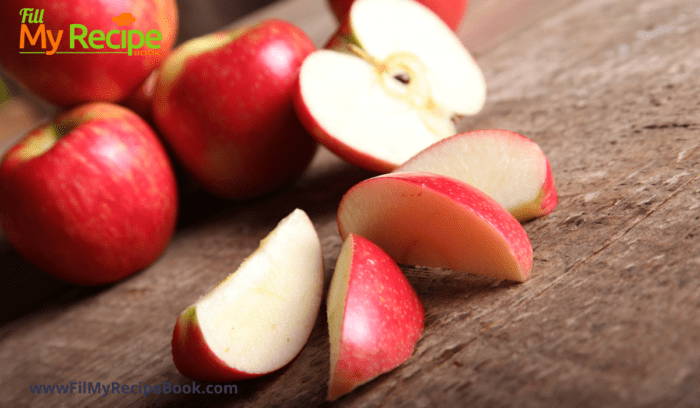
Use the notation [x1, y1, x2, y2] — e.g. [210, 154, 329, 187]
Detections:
[18, 8, 163, 56]
[29, 381, 238, 398]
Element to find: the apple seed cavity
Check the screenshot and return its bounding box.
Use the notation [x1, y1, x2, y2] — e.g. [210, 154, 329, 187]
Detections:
[346, 44, 453, 138]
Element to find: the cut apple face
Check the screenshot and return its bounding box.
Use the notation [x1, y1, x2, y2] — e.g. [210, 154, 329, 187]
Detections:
[294, 0, 486, 173]
[327, 233, 424, 400]
[395, 129, 558, 222]
[171, 209, 324, 381]
[337, 173, 532, 282]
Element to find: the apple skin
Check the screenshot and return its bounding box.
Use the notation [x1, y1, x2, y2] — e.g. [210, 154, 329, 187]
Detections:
[539, 160, 558, 217]
[337, 172, 533, 282]
[0, 0, 178, 107]
[152, 19, 318, 200]
[0, 102, 178, 285]
[329, 0, 469, 31]
[172, 307, 259, 382]
[394, 129, 559, 222]
[121, 68, 160, 125]
[328, 233, 424, 400]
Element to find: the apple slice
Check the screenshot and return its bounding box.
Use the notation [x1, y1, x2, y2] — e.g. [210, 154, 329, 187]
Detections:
[294, 0, 486, 173]
[327, 233, 424, 400]
[395, 129, 558, 222]
[171, 209, 324, 381]
[337, 172, 532, 282]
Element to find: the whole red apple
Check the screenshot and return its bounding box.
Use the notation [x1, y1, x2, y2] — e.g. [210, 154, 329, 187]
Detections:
[0, 0, 178, 107]
[329, 0, 469, 31]
[152, 19, 318, 200]
[0, 102, 178, 285]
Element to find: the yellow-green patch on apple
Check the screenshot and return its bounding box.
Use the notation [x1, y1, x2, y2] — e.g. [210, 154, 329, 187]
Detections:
[155, 27, 250, 102]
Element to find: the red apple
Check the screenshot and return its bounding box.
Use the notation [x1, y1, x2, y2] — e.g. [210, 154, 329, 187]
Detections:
[121, 68, 160, 124]
[0, 102, 178, 285]
[395, 129, 558, 222]
[172, 209, 324, 381]
[337, 172, 533, 282]
[330, 0, 468, 31]
[327, 233, 424, 400]
[0, 0, 178, 107]
[152, 19, 318, 200]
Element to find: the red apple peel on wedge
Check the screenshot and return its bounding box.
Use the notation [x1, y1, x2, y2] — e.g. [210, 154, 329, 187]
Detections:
[337, 172, 533, 282]
[327, 233, 424, 400]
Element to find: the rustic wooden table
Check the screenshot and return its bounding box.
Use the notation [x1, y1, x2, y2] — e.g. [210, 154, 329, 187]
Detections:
[2, 0, 699, 406]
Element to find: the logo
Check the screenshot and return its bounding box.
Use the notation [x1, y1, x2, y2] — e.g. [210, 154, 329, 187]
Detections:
[112, 13, 136, 27]
[18, 8, 163, 56]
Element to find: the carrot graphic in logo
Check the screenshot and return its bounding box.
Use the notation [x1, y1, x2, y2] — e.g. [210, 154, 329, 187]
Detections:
[112, 13, 136, 27]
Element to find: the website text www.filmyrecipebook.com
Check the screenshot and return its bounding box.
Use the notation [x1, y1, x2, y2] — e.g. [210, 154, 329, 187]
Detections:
[29, 381, 237, 398]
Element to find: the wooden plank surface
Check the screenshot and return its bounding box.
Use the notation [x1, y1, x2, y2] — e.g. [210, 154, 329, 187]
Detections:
[2, 0, 700, 406]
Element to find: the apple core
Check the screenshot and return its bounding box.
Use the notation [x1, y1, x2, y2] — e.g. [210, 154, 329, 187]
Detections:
[347, 44, 452, 137]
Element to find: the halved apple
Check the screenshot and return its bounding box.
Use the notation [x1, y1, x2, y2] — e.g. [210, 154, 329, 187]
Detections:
[337, 172, 532, 282]
[171, 209, 324, 381]
[395, 129, 558, 222]
[327, 233, 424, 400]
[294, 0, 486, 173]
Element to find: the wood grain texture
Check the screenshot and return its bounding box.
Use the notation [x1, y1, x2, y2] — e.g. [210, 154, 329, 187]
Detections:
[2, 0, 700, 406]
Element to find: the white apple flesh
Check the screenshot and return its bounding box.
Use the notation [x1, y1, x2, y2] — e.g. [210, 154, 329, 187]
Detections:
[171, 209, 324, 381]
[337, 172, 533, 282]
[327, 233, 424, 400]
[395, 129, 558, 222]
[294, 0, 486, 173]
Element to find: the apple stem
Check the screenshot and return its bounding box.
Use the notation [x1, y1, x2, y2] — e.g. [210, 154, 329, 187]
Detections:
[346, 43, 378, 66]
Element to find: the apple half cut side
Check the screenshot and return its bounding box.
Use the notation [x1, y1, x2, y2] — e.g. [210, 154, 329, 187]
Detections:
[172, 209, 324, 381]
[337, 172, 533, 282]
[394, 129, 558, 222]
[294, 0, 486, 173]
[327, 233, 424, 400]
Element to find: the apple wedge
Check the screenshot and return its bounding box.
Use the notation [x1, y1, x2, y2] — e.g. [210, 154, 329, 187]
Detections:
[337, 173, 532, 282]
[395, 129, 558, 222]
[294, 0, 486, 173]
[171, 209, 324, 381]
[327, 233, 424, 400]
